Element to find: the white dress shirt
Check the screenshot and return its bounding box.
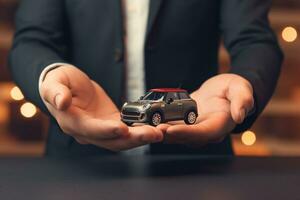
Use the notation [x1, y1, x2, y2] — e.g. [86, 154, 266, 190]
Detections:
[123, 0, 149, 102]
[39, 0, 150, 155]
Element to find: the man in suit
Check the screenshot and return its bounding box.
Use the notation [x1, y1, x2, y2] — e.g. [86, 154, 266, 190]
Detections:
[9, 0, 283, 156]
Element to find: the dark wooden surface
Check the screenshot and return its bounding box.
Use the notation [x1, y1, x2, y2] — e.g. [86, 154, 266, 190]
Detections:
[0, 155, 300, 200]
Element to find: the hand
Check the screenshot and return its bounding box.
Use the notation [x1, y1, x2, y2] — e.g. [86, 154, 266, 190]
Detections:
[40, 65, 163, 151]
[158, 74, 254, 146]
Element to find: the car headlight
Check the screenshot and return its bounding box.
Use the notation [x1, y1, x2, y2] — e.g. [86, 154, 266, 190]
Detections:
[122, 102, 128, 108]
[142, 104, 151, 110]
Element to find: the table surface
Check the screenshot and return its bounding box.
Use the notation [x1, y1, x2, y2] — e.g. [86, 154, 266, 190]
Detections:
[0, 155, 300, 200]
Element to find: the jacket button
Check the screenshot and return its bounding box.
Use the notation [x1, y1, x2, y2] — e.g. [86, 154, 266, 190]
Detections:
[114, 48, 123, 62]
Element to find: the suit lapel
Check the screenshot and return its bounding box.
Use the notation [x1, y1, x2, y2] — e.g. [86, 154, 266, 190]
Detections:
[114, 0, 163, 47]
[146, 0, 163, 37]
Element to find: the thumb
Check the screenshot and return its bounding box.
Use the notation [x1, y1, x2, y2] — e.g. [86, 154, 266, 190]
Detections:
[226, 79, 254, 124]
[40, 74, 72, 111]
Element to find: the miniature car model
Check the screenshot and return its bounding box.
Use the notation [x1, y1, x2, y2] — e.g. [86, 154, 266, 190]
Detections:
[121, 88, 198, 126]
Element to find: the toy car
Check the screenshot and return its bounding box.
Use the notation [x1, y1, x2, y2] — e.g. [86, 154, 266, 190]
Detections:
[121, 88, 198, 126]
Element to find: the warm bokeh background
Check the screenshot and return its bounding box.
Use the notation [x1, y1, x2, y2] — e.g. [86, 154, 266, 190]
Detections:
[0, 0, 299, 157]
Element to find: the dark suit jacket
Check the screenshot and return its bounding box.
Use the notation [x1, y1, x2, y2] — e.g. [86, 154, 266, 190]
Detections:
[9, 0, 283, 157]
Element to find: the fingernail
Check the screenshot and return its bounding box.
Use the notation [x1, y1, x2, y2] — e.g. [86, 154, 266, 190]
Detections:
[54, 94, 62, 109]
[239, 109, 246, 123]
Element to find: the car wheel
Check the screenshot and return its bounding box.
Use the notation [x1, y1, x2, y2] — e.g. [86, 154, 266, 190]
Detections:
[150, 112, 162, 126]
[184, 110, 197, 125]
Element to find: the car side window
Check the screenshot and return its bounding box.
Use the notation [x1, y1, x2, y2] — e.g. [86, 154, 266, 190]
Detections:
[166, 92, 179, 101]
[179, 92, 189, 99]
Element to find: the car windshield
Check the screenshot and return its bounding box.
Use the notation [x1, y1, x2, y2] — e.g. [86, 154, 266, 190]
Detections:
[142, 92, 165, 101]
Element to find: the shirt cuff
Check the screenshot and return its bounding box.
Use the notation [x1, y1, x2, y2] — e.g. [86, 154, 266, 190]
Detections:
[38, 62, 69, 97]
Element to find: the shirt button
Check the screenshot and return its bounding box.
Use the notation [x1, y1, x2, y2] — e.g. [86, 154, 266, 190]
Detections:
[114, 48, 123, 62]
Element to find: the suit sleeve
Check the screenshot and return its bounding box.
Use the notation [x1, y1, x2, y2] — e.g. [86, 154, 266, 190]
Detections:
[9, 0, 68, 113]
[220, 0, 284, 133]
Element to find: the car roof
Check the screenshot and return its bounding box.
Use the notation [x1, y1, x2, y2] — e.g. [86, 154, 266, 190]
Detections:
[150, 88, 187, 93]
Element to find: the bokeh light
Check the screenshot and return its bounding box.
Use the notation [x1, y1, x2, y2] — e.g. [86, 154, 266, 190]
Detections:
[10, 86, 24, 101]
[282, 26, 298, 42]
[241, 131, 256, 146]
[20, 102, 37, 118]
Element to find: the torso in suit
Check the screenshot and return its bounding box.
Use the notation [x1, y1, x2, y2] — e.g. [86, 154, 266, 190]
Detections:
[9, 0, 283, 157]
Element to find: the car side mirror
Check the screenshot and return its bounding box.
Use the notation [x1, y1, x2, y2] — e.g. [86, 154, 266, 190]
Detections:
[166, 98, 174, 104]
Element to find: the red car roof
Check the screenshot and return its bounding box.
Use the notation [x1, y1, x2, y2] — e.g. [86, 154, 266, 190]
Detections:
[150, 88, 187, 92]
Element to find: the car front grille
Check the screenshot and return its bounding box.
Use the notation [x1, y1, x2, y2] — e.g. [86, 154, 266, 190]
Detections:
[122, 115, 140, 120]
[121, 107, 145, 121]
[122, 110, 140, 116]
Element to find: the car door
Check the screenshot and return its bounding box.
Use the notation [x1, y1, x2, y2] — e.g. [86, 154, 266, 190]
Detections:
[164, 92, 182, 120]
[178, 91, 191, 116]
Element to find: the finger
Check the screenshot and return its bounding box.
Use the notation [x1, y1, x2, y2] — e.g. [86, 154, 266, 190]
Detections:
[57, 110, 129, 140]
[76, 117, 129, 140]
[41, 77, 72, 111]
[127, 125, 163, 144]
[165, 112, 234, 144]
[156, 123, 172, 133]
[74, 137, 89, 145]
[227, 81, 254, 124]
[91, 125, 163, 151]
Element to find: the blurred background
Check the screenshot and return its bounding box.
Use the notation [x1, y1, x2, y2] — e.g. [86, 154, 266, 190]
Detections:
[0, 0, 299, 157]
